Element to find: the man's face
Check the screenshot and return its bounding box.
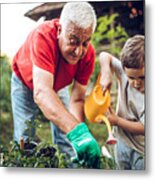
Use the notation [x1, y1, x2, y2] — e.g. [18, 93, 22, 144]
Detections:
[57, 22, 93, 65]
[124, 67, 145, 93]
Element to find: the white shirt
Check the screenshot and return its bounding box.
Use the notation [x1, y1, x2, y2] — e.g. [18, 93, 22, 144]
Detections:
[111, 57, 145, 154]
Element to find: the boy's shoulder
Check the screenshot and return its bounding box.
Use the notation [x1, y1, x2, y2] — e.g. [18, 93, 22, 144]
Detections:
[111, 56, 125, 80]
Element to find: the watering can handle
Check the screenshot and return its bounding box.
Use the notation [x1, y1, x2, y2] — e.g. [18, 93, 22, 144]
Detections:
[96, 73, 101, 85]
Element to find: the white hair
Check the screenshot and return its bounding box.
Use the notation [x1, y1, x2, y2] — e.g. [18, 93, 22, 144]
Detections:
[60, 2, 97, 33]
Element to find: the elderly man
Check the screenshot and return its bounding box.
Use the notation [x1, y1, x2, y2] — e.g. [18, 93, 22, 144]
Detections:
[11, 2, 100, 168]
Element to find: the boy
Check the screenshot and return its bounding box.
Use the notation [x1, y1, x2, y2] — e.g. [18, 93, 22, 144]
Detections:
[99, 35, 145, 170]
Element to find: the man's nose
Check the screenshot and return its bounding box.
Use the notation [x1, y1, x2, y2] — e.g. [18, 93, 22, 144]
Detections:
[74, 46, 83, 57]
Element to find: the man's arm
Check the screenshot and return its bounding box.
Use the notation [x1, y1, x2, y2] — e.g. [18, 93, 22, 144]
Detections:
[33, 65, 78, 133]
[69, 80, 86, 122]
[33, 65, 101, 166]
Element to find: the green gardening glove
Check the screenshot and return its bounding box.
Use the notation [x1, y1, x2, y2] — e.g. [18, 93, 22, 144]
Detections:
[66, 123, 101, 168]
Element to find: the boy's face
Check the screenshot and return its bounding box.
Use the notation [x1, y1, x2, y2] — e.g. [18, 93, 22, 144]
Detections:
[124, 67, 145, 93]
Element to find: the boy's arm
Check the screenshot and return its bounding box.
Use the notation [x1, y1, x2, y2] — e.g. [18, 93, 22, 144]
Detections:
[99, 52, 122, 93]
[99, 52, 113, 94]
[118, 117, 144, 135]
[107, 107, 145, 135]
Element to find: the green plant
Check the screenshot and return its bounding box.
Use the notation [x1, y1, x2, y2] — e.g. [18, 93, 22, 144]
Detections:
[0, 54, 12, 112]
[92, 13, 129, 57]
[99, 156, 117, 169]
[90, 57, 100, 84]
[0, 140, 117, 169]
[0, 141, 67, 168]
[0, 54, 13, 148]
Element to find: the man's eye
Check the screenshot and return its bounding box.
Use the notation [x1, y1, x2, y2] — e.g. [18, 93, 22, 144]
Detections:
[83, 41, 89, 47]
[70, 39, 77, 45]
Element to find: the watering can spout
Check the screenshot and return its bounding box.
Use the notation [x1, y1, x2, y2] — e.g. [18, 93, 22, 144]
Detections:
[95, 115, 117, 145]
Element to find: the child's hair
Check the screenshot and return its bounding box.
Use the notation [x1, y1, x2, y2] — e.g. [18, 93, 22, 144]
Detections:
[120, 35, 145, 69]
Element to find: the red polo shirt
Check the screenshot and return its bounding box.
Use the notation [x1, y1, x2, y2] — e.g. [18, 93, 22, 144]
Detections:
[12, 19, 95, 92]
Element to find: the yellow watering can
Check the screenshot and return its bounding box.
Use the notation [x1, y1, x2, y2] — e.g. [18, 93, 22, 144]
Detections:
[84, 75, 117, 145]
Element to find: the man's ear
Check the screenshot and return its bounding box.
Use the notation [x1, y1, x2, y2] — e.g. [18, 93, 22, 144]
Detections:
[57, 24, 62, 39]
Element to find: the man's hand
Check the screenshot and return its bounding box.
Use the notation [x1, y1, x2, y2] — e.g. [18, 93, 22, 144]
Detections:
[66, 123, 100, 168]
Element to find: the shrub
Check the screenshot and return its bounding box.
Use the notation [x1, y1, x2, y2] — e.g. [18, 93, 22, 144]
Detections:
[0, 54, 12, 112]
[0, 140, 117, 169]
[0, 141, 67, 168]
[92, 13, 129, 57]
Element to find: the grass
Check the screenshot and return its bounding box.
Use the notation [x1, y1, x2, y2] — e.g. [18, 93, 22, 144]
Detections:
[0, 112, 13, 148]
[86, 119, 108, 146]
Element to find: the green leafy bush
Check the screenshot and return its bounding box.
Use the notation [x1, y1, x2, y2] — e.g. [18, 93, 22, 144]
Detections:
[0, 54, 12, 112]
[0, 54, 13, 148]
[0, 141, 67, 168]
[92, 13, 129, 57]
[0, 140, 117, 169]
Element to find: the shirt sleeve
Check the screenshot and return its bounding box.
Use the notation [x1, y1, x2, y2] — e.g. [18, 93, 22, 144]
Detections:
[111, 56, 124, 81]
[75, 45, 95, 85]
[30, 32, 55, 74]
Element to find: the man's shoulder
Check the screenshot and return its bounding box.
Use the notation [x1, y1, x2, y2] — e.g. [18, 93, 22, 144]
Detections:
[36, 19, 59, 35]
[29, 19, 59, 52]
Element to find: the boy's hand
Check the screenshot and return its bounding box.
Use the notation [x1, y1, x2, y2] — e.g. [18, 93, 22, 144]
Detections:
[100, 73, 112, 94]
[107, 106, 119, 126]
[66, 123, 100, 168]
